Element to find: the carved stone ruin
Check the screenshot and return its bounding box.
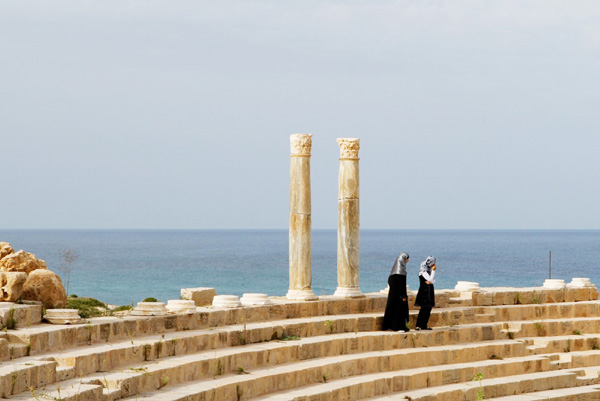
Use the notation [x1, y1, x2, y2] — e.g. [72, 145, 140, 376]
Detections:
[43, 309, 82, 325]
[131, 301, 169, 316]
[287, 134, 317, 301]
[166, 300, 197, 314]
[240, 293, 271, 306]
[334, 138, 364, 298]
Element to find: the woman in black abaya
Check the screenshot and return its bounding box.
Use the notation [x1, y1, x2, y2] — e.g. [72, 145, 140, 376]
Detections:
[382, 252, 410, 332]
[415, 256, 437, 330]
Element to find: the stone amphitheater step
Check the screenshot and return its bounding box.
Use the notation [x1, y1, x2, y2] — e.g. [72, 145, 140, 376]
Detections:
[1, 317, 499, 398]
[4, 299, 600, 399]
[488, 384, 600, 400]
[365, 369, 597, 401]
[4, 304, 474, 358]
[9, 336, 528, 401]
[6, 317, 600, 398]
[106, 338, 529, 399]
[522, 334, 600, 355]
[0, 360, 57, 397]
[117, 352, 551, 401]
[9, 378, 104, 401]
[483, 301, 600, 324]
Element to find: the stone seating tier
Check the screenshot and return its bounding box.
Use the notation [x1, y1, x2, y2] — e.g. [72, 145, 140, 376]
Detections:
[2, 284, 600, 401]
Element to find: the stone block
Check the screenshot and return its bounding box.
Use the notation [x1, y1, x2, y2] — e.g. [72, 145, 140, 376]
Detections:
[473, 291, 492, 306]
[181, 287, 216, 306]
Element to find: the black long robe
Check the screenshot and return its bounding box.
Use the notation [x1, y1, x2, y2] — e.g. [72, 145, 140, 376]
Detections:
[382, 274, 409, 331]
[415, 274, 435, 308]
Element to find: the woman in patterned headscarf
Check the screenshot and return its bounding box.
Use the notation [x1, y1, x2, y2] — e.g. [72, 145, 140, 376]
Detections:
[382, 252, 410, 332]
[415, 256, 437, 330]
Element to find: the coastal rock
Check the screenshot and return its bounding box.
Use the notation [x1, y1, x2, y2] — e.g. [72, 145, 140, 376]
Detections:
[0, 271, 27, 302]
[0, 242, 14, 259]
[0, 250, 47, 274]
[22, 269, 67, 308]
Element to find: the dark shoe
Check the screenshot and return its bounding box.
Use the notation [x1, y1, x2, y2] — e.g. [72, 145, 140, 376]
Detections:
[415, 327, 421, 331]
[423, 327, 433, 330]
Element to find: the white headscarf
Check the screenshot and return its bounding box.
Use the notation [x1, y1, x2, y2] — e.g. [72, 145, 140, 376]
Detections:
[418, 256, 436, 277]
[390, 252, 409, 276]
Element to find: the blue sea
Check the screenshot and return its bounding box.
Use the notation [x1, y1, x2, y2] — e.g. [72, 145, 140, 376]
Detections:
[0, 230, 598, 306]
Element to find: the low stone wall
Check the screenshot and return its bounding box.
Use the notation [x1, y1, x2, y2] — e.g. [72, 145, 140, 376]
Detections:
[470, 286, 598, 306]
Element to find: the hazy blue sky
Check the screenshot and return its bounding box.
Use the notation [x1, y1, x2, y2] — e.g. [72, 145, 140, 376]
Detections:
[1, 1, 599, 229]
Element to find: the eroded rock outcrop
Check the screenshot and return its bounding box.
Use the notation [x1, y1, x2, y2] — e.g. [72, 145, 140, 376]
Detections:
[0, 242, 14, 260]
[0, 249, 47, 274]
[0, 271, 27, 302]
[22, 269, 67, 308]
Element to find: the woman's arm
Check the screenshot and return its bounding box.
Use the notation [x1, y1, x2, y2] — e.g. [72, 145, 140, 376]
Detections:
[422, 270, 436, 284]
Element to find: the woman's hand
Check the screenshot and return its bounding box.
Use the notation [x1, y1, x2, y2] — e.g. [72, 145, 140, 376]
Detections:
[425, 281, 431, 284]
[401, 297, 406, 301]
[432, 265, 437, 271]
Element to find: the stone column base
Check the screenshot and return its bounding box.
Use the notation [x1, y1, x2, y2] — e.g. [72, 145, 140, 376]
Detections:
[334, 286, 365, 298]
[286, 289, 318, 301]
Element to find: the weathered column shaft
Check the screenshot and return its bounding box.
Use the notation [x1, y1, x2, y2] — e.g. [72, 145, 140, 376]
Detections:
[287, 134, 317, 301]
[334, 138, 364, 298]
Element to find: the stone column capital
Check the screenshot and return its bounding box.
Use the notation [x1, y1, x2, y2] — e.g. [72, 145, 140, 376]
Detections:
[336, 138, 360, 159]
[290, 134, 313, 156]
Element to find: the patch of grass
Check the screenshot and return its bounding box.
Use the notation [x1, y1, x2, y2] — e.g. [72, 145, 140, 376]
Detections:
[506, 330, 515, 340]
[280, 335, 301, 341]
[324, 320, 335, 334]
[6, 308, 17, 330]
[514, 292, 522, 305]
[573, 330, 582, 335]
[112, 305, 132, 312]
[128, 367, 151, 376]
[66, 297, 106, 319]
[535, 323, 545, 336]
[236, 366, 250, 375]
[142, 297, 159, 302]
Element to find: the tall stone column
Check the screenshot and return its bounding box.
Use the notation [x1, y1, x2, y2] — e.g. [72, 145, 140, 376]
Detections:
[334, 138, 364, 298]
[287, 134, 317, 301]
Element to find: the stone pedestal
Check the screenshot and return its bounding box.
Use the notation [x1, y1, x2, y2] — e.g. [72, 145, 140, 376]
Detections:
[180, 287, 216, 306]
[543, 279, 566, 289]
[43, 309, 82, 324]
[455, 281, 480, 292]
[212, 295, 242, 308]
[166, 300, 197, 314]
[131, 302, 169, 316]
[240, 293, 272, 306]
[334, 138, 364, 298]
[568, 278, 594, 288]
[287, 134, 317, 301]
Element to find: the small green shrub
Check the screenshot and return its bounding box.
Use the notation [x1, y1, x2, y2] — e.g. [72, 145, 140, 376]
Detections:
[66, 297, 106, 318]
[112, 305, 133, 312]
[142, 297, 159, 302]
